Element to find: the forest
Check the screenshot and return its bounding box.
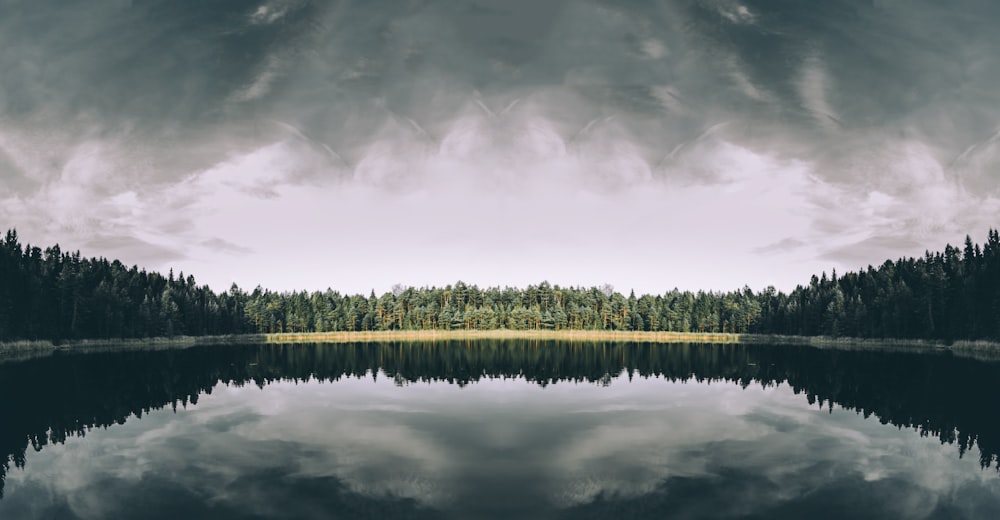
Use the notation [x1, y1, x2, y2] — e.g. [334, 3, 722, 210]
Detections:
[1, 228, 999, 342]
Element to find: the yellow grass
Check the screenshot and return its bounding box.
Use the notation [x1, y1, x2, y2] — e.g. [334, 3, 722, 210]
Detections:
[262, 330, 742, 344]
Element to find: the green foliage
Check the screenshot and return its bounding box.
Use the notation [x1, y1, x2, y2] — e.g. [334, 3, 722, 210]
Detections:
[3, 228, 1000, 341]
[0, 232, 249, 341]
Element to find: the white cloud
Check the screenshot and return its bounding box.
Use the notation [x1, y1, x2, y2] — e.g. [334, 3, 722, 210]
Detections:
[249, 1, 293, 25]
[230, 55, 284, 104]
[812, 138, 1000, 266]
[640, 38, 669, 60]
[798, 55, 840, 130]
[716, 1, 757, 25]
[726, 56, 772, 103]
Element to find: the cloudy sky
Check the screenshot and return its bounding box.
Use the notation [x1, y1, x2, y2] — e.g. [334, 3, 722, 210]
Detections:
[2, 0, 1000, 294]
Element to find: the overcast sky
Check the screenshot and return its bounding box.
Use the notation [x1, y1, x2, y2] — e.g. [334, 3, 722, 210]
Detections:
[2, 0, 1000, 295]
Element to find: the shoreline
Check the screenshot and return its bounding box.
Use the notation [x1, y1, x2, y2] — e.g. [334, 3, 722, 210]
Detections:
[2, 330, 998, 363]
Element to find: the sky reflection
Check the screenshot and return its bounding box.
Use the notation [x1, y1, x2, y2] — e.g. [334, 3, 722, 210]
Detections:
[2, 371, 998, 519]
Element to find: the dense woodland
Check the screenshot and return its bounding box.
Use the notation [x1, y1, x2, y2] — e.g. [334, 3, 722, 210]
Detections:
[1, 228, 1000, 342]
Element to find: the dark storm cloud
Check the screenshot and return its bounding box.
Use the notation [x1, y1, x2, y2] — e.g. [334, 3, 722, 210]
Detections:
[6, 1, 999, 167]
[657, 0, 1000, 182]
[0, 0, 312, 122]
[0, 0, 322, 195]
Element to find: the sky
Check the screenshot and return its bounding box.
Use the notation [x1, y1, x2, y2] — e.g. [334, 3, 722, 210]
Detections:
[2, 0, 1000, 295]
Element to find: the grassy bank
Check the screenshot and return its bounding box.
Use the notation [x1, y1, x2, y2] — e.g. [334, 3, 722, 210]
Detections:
[738, 334, 1000, 361]
[0, 334, 265, 363]
[261, 330, 742, 344]
[2, 330, 999, 362]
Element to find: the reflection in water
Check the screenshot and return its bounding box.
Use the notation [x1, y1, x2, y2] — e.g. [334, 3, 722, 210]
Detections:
[1, 341, 999, 518]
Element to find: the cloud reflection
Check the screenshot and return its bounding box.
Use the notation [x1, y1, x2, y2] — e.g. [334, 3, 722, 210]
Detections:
[3, 373, 999, 519]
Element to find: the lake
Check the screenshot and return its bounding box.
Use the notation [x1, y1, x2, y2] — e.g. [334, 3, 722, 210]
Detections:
[1, 341, 999, 519]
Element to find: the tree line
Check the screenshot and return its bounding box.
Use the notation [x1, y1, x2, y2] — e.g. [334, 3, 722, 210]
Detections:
[1, 228, 999, 341]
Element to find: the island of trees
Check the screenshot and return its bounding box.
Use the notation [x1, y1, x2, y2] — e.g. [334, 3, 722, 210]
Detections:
[1, 228, 999, 342]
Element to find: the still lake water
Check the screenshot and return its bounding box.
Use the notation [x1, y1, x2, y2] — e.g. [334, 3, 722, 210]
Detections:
[1, 341, 999, 519]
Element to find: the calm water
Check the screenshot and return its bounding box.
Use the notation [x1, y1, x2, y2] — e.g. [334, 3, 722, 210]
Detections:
[1, 341, 999, 519]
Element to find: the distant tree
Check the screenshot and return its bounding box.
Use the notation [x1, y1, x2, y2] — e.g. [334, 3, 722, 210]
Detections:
[4, 227, 1000, 342]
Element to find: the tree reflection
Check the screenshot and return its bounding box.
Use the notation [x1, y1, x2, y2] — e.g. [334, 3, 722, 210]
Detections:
[1, 341, 998, 497]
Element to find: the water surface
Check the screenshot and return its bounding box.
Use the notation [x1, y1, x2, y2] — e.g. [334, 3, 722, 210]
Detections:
[1, 341, 999, 519]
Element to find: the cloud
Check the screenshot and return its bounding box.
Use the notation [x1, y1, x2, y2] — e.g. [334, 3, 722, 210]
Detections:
[248, 0, 305, 26]
[754, 237, 806, 255]
[85, 234, 187, 266]
[229, 55, 285, 104]
[715, 1, 757, 25]
[798, 54, 841, 131]
[2, 1, 1000, 292]
[639, 38, 669, 60]
[200, 238, 253, 255]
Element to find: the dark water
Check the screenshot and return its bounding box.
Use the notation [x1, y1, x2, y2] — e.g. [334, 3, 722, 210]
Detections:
[1, 341, 999, 519]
